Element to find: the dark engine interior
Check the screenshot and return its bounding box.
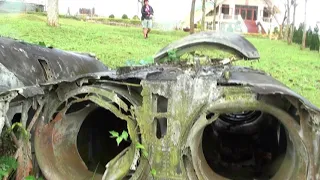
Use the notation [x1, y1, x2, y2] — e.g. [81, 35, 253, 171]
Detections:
[202, 111, 287, 180]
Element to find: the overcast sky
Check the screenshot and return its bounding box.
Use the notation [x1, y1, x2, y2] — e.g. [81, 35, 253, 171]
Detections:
[58, 0, 319, 27]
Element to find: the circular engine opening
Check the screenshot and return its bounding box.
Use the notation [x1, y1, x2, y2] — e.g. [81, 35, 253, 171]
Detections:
[77, 106, 131, 174]
[202, 111, 287, 180]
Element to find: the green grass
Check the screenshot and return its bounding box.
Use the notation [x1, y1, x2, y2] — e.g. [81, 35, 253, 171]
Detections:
[236, 38, 320, 107]
[0, 14, 186, 67]
[0, 13, 319, 107]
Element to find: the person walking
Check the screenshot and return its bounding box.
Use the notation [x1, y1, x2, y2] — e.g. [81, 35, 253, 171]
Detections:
[141, 0, 154, 39]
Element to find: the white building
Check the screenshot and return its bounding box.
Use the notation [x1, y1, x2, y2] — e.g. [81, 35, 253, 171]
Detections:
[181, 0, 282, 34]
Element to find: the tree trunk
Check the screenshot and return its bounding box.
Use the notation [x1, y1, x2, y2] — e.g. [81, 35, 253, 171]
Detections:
[190, 0, 196, 34]
[47, 0, 59, 27]
[280, 9, 287, 39]
[286, 0, 291, 42]
[201, 0, 206, 31]
[269, 12, 273, 39]
[301, 0, 307, 49]
[289, 1, 297, 44]
[213, 2, 217, 30]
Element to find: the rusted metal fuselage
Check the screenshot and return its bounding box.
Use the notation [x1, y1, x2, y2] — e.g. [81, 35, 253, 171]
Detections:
[0, 32, 319, 180]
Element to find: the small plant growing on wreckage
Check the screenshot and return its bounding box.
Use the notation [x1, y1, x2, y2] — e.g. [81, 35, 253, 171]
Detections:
[0, 156, 17, 179]
[1, 120, 43, 179]
[109, 130, 157, 177]
[109, 130, 129, 146]
[24, 175, 44, 180]
[0, 123, 32, 179]
[9, 122, 30, 140]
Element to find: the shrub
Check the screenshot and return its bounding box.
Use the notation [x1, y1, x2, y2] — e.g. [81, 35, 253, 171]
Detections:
[306, 27, 313, 47]
[132, 15, 140, 20]
[273, 27, 279, 34]
[122, 14, 128, 19]
[292, 23, 319, 51]
[293, 23, 303, 44]
[109, 14, 115, 19]
[310, 25, 320, 51]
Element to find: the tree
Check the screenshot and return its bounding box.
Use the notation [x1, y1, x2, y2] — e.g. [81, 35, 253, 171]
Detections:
[312, 25, 320, 52]
[288, 0, 298, 44]
[47, 0, 59, 26]
[262, 0, 281, 39]
[301, 0, 307, 49]
[201, 0, 206, 31]
[122, 14, 129, 19]
[190, 0, 196, 34]
[293, 23, 303, 44]
[286, 0, 291, 42]
[279, 5, 288, 39]
[313, 25, 320, 51]
[209, 0, 217, 30]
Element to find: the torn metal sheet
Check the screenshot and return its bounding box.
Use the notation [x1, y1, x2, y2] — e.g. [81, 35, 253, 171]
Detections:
[0, 37, 108, 97]
[154, 31, 260, 63]
[0, 32, 319, 180]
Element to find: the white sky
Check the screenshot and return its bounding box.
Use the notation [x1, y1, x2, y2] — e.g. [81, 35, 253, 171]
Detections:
[57, 0, 319, 27]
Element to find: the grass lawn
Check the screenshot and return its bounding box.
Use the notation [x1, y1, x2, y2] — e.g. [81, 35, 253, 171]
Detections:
[0, 14, 319, 107]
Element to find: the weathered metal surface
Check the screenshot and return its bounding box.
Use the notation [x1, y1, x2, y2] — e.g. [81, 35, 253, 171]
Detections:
[0, 37, 108, 96]
[0, 32, 319, 180]
[154, 31, 260, 63]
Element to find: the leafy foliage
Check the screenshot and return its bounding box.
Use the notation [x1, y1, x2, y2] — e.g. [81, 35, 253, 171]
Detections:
[0, 156, 17, 179]
[167, 49, 178, 62]
[25, 175, 44, 180]
[135, 142, 149, 158]
[293, 23, 319, 51]
[109, 130, 129, 146]
[150, 168, 157, 176]
[122, 14, 128, 19]
[9, 122, 30, 140]
[109, 14, 115, 19]
[132, 15, 140, 20]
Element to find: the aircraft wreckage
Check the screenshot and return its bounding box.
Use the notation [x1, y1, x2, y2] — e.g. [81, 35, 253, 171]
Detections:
[0, 32, 320, 180]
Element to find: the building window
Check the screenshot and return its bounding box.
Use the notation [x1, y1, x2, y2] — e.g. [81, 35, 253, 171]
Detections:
[235, 9, 239, 15]
[241, 9, 246, 20]
[235, 5, 258, 21]
[221, 4, 229, 14]
[263, 7, 271, 18]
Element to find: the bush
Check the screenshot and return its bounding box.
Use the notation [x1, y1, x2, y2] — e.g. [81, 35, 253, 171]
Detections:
[293, 23, 303, 44]
[196, 22, 202, 30]
[109, 14, 115, 19]
[306, 27, 313, 47]
[292, 23, 319, 51]
[132, 15, 140, 20]
[273, 27, 279, 34]
[310, 25, 320, 51]
[122, 14, 128, 19]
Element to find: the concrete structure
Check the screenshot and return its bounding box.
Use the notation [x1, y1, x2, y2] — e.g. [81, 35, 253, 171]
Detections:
[181, 0, 281, 34]
[0, 0, 45, 12]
